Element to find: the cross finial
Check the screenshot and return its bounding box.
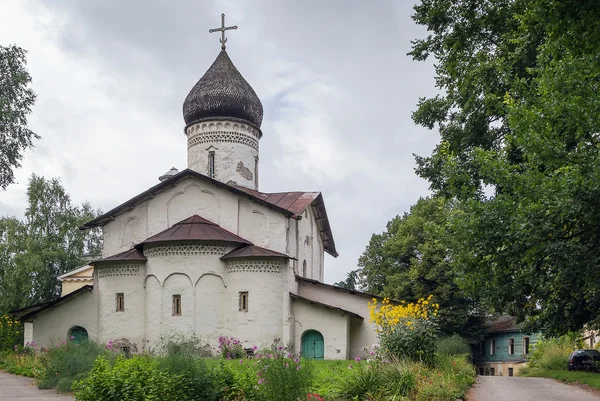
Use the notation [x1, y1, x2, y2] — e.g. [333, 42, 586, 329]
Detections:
[209, 13, 238, 50]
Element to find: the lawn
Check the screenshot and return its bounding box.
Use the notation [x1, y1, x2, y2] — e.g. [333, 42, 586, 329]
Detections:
[520, 368, 600, 390]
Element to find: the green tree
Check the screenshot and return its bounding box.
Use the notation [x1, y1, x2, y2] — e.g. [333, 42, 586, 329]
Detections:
[358, 197, 486, 342]
[333, 269, 360, 290]
[0, 45, 37, 190]
[411, 0, 600, 335]
[0, 175, 102, 312]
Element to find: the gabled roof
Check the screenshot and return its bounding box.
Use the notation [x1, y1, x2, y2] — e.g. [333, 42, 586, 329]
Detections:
[290, 293, 363, 320]
[487, 315, 521, 334]
[93, 248, 147, 263]
[18, 285, 93, 322]
[233, 187, 337, 257]
[79, 169, 338, 257]
[136, 215, 251, 247]
[221, 244, 293, 260]
[296, 275, 394, 302]
[57, 264, 94, 281]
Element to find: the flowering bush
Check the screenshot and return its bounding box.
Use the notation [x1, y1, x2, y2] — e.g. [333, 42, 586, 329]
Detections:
[0, 315, 22, 352]
[218, 336, 245, 359]
[252, 341, 313, 401]
[369, 296, 440, 365]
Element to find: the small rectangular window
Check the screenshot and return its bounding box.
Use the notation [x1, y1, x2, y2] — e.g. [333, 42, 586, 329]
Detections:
[172, 295, 181, 316]
[239, 292, 248, 312]
[116, 293, 124, 312]
[508, 367, 514, 377]
[508, 338, 515, 355]
[490, 339, 496, 355]
[523, 337, 530, 354]
[208, 151, 215, 178]
[490, 367, 495, 376]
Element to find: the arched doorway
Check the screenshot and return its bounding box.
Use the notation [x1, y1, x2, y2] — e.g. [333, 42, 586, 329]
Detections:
[68, 326, 88, 344]
[301, 330, 324, 360]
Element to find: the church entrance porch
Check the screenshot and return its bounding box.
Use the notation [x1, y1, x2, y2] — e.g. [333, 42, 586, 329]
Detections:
[301, 330, 324, 360]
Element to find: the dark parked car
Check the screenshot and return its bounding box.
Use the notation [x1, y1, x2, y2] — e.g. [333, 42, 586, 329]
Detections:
[567, 349, 600, 371]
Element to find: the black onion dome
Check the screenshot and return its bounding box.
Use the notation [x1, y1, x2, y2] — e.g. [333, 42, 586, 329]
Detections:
[183, 50, 263, 128]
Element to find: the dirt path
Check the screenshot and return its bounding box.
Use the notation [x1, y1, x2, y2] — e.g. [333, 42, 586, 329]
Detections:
[0, 371, 74, 400]
[469, 376, 600, 401]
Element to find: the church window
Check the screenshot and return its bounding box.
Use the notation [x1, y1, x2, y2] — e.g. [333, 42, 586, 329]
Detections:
[208, 151, 215, 178]
[116, 293, 124, 312]
[172, 295, 182, 316]
[254, 156, 258, 187]
[302, 260, 307, 277]
[239, 292, 248, 312]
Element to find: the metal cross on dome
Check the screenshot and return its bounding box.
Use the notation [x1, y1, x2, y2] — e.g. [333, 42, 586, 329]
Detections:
[209, 13, 238, 50]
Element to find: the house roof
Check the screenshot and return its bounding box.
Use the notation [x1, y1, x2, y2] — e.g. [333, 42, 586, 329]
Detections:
[18, 285, 93, 322]
[93, 248, 147, 263]
[221, 244, 293, 260]
[57, 264, 94, 281]
[290, 293, 362, 319]
[79, 169, 338, 257]
[136, 215, 252, 247]
[487, 315, 521, 333]
[295, 275, 394, 302]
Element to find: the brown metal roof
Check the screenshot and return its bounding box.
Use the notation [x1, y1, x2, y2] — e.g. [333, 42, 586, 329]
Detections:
[221, 245, 292, 260]
[136, 215, 252, 247]
[80, 169, 337, 257]
[94, 248, 147, 263]
[234, 187, 338, 257]
[290, 293, 363, 320]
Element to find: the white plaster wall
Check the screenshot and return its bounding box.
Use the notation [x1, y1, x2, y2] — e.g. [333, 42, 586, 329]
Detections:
[295, 207, 325, 281]
[143, 243, 230, 348]
[292, 300, 350, 360]
[31, 291, 98, 348]
[102, 177, 289, 258]
[23, 323, 33, 345]
[186, 120, 260, 190]
[297, 282, 379, 359]
[225, 259, 285, 349]
[96, 262, 145, 349]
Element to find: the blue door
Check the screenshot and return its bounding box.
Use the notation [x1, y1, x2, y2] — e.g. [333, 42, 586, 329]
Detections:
[301, 330, 324, 360]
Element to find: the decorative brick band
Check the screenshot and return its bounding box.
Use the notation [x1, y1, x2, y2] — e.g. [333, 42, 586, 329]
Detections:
[144, 244, 226, 258]
[187, 131, 259, 151]
[98, 264, 141, 278]
[187, 120, 260, 139]
[226, 260, 283, 274]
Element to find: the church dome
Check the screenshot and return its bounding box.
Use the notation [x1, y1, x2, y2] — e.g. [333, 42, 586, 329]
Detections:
[183, 50, 263, 128]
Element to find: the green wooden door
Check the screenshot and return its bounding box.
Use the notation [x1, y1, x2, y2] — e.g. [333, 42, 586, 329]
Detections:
[302, 330, 324, 360]
[69, 326, 88, 344]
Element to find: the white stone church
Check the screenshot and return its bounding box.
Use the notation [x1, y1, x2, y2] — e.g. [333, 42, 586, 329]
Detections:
[17, 30, 381, 360]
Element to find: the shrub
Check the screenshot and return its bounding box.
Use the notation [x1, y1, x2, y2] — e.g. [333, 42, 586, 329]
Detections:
[334, 360, 416, 400]
[527, 333, 580, 371]
[369, 296, 440, 365]
[253, 342, 313, 401]
[73, 355, 187, 401]
[218, 336, 245, 359]
[157, 352, 220, 401]
[436, 334, 471, 357]
[0, 351, 43, 378]
[0, 315, 22, 352]
[37, 340, 115, 391]
[153, 334, 214, 358]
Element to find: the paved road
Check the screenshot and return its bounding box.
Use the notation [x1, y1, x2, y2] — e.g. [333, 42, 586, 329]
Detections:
[0, 371, 74, 400]
[470, 376, 600, 401]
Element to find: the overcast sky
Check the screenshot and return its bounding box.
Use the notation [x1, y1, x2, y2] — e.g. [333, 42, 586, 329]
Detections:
[0, 1, 439, 284]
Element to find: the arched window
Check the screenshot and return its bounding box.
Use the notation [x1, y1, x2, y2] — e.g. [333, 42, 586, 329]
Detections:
[301, 330, 324, 360]
[68, 326, 88, 344]
[302, 260, 307, 277]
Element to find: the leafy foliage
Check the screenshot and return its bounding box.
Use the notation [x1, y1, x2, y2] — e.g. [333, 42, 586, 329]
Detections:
[359, 197, 486, 342]
[411, 0, 600, 334]
[0, 315, 22, 352]
[526, 333, 582, 371]
[369, 296, 439, 365]
[436, 334, 471, 357]
[0, 45, 37, 190]
[0, 175, 102, 313]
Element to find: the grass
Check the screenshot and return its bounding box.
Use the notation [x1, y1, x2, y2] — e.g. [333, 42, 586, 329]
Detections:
[1, 345, 476, 400]
[520, 368, 600, 390]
